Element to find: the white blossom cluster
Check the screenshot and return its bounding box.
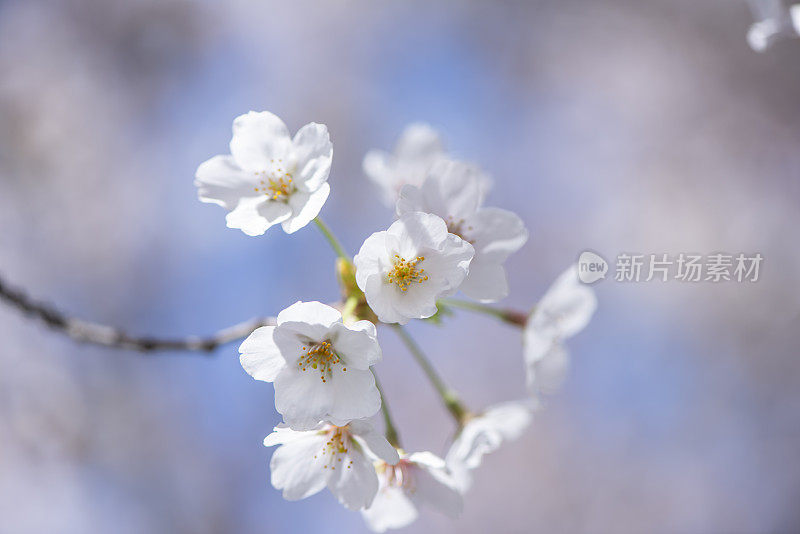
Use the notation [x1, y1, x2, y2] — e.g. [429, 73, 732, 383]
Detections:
[194, 112, 597, 531]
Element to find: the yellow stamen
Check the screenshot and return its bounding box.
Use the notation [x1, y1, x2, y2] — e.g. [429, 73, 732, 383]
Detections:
[252, 168, 294, 201]
[319, 426, 355, 470]
[297, 341, 340, 383]
[387, 254, 428, 291]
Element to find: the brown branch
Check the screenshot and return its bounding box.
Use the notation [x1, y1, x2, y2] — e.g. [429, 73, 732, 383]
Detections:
[0, 274, 274, 354]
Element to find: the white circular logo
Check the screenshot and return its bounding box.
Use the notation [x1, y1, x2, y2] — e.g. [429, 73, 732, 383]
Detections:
[577, 251, 608, 284]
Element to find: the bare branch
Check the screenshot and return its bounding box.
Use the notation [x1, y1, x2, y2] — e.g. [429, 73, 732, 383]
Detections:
[0, 273, 274, 354]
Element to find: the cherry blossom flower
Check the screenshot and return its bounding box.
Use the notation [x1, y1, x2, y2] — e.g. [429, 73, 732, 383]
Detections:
[265, 420, 399, 510]
[363, 123, 445, 207]
[397, 159, 528, 302]
[361, 451, 463, 532]
[445, 400, 536, 491]
[239, 301, 382, 429]
[524, 266, 597, 395]
[195, 111, 332, 236]
[353, 212, 474, 324]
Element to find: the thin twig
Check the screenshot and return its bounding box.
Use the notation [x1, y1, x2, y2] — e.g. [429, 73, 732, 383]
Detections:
[0, 274, 274, 354]
[373, 372, 401, 448]
[439, 298, 529, 327]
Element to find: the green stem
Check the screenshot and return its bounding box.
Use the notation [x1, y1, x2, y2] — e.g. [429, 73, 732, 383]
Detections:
[392, 325, 469, 425]
[313, 217, 350, 260]
[439, 298, 529, 328]
[373, 372, 400, 448]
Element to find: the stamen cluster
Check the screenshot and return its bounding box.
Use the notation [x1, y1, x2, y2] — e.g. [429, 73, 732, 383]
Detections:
[253, 162, 294, 201]
[298, 340, 345, 382]
[317, 427, 355, 471]
[387, 254, 428, 291]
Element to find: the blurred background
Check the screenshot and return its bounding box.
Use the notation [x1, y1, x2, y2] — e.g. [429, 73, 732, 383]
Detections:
[1, 0, 799, 532]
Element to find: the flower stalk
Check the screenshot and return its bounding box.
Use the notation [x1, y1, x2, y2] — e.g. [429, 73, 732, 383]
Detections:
[373, 373, 401, 448]
[439, 298, 529, 327]
[314, 217, 350, 260]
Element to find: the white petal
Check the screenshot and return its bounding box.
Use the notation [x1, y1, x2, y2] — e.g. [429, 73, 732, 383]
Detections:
[362, 150, 391, 184]
[269, 324, 309, 366]
[362, 150, 402, 207]
[326, 446, 379, 510]
[458, 259, 509, 303]
[194, 155, 254, 210]
[229, 111, 292, 171]
[277, 301, 342, 329]
[364, 124, 445, 208]
[446, 425, 497, 473]
[407, 453, 463, 519]
[225, 196, 292, 236]
[330, 321, 382, 370]
[407, 450, 446, 471]
[281, 183, 330, 234]
[362, 485, 418, 532]
[349, 420, 400, 465]
[462, 207, 528, 263]
[361, 485, 418, 533]
[363, 274, 410, 325]
[531, 265, 597, 339]
[274, 368, 334, 430]
[269, 433, 328, 501]
[480, 401, 535, 440]
[747, 19, 780, 52]
[388, 281, 440, 321]
[389, 212, 449, 257]
[526, 341, 570, 396]
[239, 326, 285, 382]
[395, 184, 425, 217]
[446, 400, 534, 480]
[420, 233, 474, 294]
[263, 423, 322, 447]
[327, 368, 382, 425]
[292, 123, 333, 192]
[397, 159, 484, 222]
[792, 5, 800, 34]
[394, 123, 444, 161]
[354, 231, 392, 289]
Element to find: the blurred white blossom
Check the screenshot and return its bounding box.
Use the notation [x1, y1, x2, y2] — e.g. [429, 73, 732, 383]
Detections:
[445, 400, 536, 491]
[363, 123, 446, 208]
[361, 451, 462, 532]
[746, 0, 800, 51]
[524, 266, 597, 396]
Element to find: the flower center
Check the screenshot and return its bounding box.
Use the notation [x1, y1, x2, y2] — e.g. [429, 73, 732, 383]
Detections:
[378, 460, 414, 491]
[314, 426, 355, 471]
[253, 159, 295, 201]
[387, 254, 428, 291]
[298, 340, 346, 383]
